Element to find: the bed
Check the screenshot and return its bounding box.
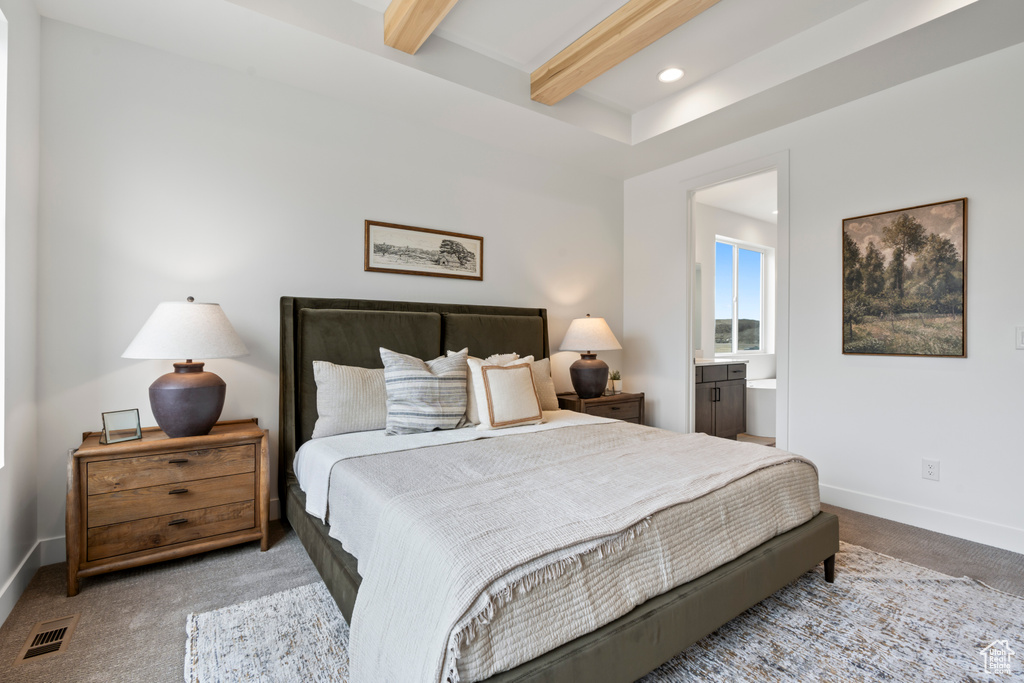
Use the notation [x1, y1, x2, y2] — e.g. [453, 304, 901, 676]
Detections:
[279, 296, 839, 683]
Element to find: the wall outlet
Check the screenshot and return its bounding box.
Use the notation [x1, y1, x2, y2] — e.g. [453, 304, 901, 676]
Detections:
[922, 459, 940, 482]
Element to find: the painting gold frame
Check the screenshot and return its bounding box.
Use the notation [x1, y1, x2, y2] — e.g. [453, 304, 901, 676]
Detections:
[842, 198, 966, 358]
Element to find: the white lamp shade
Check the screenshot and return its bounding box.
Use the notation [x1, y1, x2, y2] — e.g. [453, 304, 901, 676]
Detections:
[122, 301, 249, 360]
[559, 316, 622, 352]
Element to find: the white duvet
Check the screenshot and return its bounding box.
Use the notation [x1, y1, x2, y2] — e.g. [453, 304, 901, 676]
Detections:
[296, 412, 820, 683]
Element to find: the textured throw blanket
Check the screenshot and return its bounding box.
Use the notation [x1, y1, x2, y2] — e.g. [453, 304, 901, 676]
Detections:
[347, 427, 815, 683]
[295, 410, 616, 525]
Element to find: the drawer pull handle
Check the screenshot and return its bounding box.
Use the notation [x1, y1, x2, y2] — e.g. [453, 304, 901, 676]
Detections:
[168, 488, 189, 495]
[168, 459, 189, 464]
[611, 406, 620, 410]
[168, 518, 188, 526]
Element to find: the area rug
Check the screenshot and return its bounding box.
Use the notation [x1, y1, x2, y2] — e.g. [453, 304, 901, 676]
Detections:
[185, 543, 1024, 682]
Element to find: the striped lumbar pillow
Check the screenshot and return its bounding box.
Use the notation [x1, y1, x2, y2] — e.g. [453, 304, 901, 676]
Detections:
[380, 347, 469, 435]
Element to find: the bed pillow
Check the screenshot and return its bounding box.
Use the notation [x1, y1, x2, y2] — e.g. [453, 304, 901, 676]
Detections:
[380, 347, 469, 435]
[311, 362, 387, 438]
[467, 357, 543, 430]
[449, 350, 519, 424]
[530, 357, 559, 411]
[464, 354, 530, 424]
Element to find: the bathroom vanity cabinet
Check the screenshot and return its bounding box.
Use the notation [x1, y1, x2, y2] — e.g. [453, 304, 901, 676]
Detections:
[694, 363, 746, 439]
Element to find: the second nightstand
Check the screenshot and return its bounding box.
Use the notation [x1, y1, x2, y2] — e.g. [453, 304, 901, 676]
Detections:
[557, 391, 645, 425]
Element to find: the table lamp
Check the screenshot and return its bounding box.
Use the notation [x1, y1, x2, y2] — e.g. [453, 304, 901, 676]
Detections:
[123, 297, 249, 438]
[559, 314, 621, 399]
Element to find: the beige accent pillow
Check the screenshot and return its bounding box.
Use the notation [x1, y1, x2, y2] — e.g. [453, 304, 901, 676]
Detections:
[449, 350, 520, 424]
[468, 360, 543, 430]
[530, 357, 559, 411]
[311, 361, 387, 438]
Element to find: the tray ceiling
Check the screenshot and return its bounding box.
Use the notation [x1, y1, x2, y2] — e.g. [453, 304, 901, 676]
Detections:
[33, 0, 1024, 178]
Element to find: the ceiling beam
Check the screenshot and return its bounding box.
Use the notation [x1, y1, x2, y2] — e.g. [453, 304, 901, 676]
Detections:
[531, 0, 721, 106]
[384, 0, 462, 55]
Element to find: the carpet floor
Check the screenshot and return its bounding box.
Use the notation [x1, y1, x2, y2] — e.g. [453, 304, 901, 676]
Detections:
[185, 542, 1024, 682]
[2, 508, 1022, 682]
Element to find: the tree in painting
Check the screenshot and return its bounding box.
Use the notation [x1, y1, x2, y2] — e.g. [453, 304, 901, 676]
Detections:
[881, 212, 926, 299]
[842, 200, 965, 356]
[438, 239, 476, 268]
[373, 242, 396, 257]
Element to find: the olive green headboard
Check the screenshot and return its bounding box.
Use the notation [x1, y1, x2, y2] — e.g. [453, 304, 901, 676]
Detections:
[279, 297, 549, 498]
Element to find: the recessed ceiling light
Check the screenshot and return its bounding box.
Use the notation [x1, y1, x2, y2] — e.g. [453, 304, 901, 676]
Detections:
[658, 68, 684, 83]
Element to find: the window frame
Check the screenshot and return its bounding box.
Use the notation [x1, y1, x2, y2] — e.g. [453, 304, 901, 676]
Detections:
[714, 236, 770, 356]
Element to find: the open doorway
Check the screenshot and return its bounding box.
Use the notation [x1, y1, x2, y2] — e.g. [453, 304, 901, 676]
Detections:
[690, 169, 781, 444]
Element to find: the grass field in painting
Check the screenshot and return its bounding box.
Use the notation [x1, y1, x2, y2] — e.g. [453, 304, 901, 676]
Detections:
[844, 313, 963, 356]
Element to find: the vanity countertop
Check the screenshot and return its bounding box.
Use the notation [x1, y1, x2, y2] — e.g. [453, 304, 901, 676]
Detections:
[694, 358, 750, 366]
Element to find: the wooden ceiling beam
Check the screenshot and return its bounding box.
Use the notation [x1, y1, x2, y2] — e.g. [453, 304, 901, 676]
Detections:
[531, 0, 721, 106]
[384, 0, 462, 55]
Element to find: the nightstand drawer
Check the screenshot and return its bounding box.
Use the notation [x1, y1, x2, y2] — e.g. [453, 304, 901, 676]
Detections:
[588, 402, 640, 420]
[87, 445, 255, 494]
[87, 473, 255, 528]
[87, 501, 256, 562]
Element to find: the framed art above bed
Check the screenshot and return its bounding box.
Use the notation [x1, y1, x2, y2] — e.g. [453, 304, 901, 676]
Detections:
[364, 220, 484, 280]
[279, 296, 838, 683]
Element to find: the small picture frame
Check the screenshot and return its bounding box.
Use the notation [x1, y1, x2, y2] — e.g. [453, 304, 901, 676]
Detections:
[100, 409, 142, 444]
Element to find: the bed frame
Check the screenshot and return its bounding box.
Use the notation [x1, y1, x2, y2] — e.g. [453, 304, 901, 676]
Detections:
[279, 296, 838, 683]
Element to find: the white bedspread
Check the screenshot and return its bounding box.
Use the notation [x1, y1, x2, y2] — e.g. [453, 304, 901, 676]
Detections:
[338, 422, 818, 683]
[294, 410, 615, 526]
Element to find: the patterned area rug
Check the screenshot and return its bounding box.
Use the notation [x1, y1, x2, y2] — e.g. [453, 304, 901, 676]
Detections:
[185, 543, 1024, 682]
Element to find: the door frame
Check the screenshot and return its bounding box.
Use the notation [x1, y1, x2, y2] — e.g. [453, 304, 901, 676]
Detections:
[683, 151, 791, 448]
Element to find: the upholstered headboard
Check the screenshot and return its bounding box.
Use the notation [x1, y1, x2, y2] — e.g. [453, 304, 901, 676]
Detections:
[279, 297, 549, 491]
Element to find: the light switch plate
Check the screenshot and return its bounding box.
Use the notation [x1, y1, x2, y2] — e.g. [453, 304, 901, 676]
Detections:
[1017, 327, 1024, 350]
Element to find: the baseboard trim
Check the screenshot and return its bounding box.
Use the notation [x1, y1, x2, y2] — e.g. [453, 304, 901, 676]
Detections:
[0, 542, 42, 626]
[820, 484, 1024, 554]
[39, 536, 65, 567]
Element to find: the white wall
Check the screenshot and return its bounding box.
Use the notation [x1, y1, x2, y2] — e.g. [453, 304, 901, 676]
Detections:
[35, 21, 624, 545]
[693, 202, 777, 380]
[0, 0, 40, 625]
[625, 42, 1024, 553]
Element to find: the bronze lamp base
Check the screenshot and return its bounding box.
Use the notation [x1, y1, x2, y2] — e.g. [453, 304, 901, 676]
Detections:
[149, 361, 226, 438]
[569, 353, 610, 399]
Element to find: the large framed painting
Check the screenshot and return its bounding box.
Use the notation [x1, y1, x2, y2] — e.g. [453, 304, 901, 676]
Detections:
[364, 220, 483, 281]
[842, 198, 966, 357]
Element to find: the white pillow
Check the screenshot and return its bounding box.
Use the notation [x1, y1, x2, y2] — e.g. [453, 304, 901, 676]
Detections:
[449, 350, 520, 424]
[530, 357, 559, 411]
[311, 362, 387, 438]
[467, 357, 543, 430]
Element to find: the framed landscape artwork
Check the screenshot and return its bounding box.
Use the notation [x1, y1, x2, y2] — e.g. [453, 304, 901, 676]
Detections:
[842, 198, 966, 357]
[364, 220, 483, 281]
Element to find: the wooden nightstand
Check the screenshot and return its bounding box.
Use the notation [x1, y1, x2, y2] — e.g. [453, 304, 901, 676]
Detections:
[66, 418, 269, 596]
[557, 391, 645, 425]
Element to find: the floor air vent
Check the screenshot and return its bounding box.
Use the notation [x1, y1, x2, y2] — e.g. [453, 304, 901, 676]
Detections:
[16, 614, 80, 665]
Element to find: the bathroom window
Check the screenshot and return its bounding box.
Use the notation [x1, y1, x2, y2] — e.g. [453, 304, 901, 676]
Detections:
[715, 238, 768, 355]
